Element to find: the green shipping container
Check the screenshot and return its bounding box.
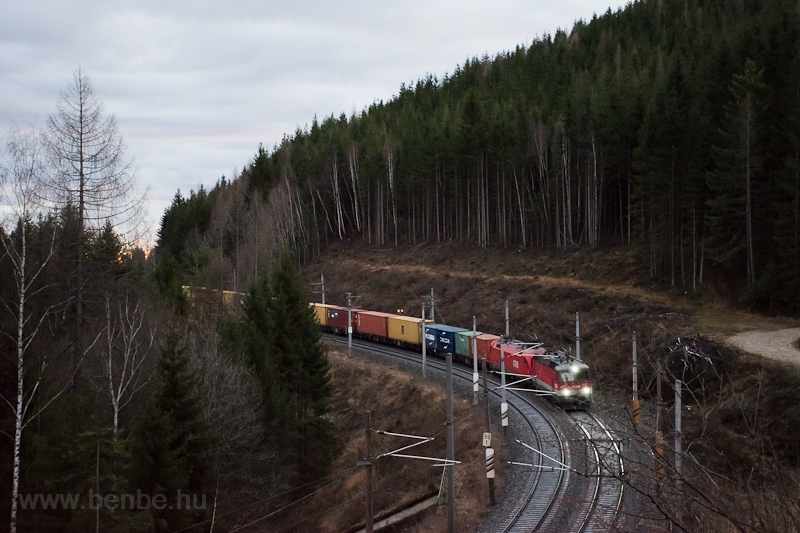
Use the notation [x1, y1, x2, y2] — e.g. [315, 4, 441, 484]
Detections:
[455, 330, 482, 364]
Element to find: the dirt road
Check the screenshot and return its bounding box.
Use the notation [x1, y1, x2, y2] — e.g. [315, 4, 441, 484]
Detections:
[728, 327, 800, 366]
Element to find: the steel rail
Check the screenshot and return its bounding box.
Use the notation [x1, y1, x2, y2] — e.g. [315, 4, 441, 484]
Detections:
[324, 334, 573, 532]
[324, 334, 625, 532]
[570, 412, 624, 533]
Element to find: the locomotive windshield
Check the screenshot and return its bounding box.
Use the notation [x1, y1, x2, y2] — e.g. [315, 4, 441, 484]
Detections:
[560, 369, 590, 382]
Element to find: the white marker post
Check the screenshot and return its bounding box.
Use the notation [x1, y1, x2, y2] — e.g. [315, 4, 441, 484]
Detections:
[347, 292, 353, 355]
[421, 303, 427, 379]
[485, 446, 496, 505]
[500, 337, 508, 434]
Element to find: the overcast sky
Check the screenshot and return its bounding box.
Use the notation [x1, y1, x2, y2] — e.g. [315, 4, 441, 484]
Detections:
[2, 0, 622, 241]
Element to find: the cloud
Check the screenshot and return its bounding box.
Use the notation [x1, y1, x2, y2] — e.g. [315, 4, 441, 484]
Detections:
[1, 0, 622, 235]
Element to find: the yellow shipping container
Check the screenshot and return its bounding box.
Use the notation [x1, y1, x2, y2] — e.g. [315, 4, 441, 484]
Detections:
[387, 315, 433, 347]
[311, 303, 336, 326]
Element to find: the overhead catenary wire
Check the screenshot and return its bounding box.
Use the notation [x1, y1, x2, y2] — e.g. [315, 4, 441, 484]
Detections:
[217, 338, 499, 531]
[171, 464, 361, 533]
[227, 471, 356, 532]
[180, 419, 456, 532]
[275, 410, 489, 532]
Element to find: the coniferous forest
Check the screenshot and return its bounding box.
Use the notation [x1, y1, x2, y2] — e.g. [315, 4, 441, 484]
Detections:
[4, 0, 800, 531]
[158, 0, 800, 313]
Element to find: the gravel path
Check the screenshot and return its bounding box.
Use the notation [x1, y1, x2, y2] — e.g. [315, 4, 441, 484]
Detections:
[728, 327, 800, 366]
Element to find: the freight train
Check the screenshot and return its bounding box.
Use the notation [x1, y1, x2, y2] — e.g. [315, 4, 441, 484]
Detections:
[311, 302, 592, 408]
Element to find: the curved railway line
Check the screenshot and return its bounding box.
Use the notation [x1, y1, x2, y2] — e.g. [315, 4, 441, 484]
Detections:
[325, 334, 625, 532]
[571, 412, 624, 533]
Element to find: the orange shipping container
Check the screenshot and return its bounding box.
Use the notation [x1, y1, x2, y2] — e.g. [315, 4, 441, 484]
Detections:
[475, 334, 500, 362]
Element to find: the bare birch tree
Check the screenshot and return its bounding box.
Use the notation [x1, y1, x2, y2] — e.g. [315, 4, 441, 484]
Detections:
[330, 153, 345, 239]
[347, 143, 362, 232]
[1, 126, 69, 533]
[384, 140, 398, 246]
[101, 294, 155, 434]
[44, 68, 146, 385]
[513, 168, 526, 249]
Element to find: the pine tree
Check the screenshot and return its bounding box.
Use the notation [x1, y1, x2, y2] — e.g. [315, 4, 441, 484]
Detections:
[230, 249, 333, 483]
[131, 332, 209, 532]
[270, 250, 333, 482]
[234, 264, 290, 453]
[707, 59, 768, 286]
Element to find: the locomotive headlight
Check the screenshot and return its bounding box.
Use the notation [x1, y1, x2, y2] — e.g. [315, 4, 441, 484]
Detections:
[561, 389, 572, 396]
[582, 386, 592, 396]
[571, 365, 579, 374]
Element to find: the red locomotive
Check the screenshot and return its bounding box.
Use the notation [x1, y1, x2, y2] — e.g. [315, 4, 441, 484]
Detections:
[481, 339, 591, 407]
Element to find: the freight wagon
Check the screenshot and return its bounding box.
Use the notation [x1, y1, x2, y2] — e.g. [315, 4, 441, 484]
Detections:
[355, 311, 392, 342]
[454, 330, 482, 365]
[311, 301, 592, 408]
[424, 324, 469, 358]
[324, 305, 353, 335]
[311, 303, 337, 328]
[387, 315, 431, 348]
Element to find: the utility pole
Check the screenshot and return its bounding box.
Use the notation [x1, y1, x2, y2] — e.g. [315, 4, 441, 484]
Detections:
[310, 273, 326, 304]
[500, 336, 508, 438]
[345, 292, 363, 355]
[472, 316, 479, 405]
[632, 331, 639, 428]
[504, 300, 509, 337]
[502, 301, 509, 438]
[366, 421, 458, 527]
[446, 352, 455, 533]
[624, 331, 638, 522]
[421, 302, 427, 379]
[347, 292, 354, 355]
[96, 438, 100, 533]
[655, 366, 664, 495]
[361, 411, 373, 533]
[675, 379, 683, 488]
[483, 358, 491, 431]
[575, 312, 581, 361]
[430, 287, 435, 323]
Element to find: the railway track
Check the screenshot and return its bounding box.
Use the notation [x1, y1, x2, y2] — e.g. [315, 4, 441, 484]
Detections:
[569, 412, 624, 532]
[325, 334, 624, 532]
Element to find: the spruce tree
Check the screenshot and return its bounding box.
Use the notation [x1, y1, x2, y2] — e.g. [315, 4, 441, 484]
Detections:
[270, 250, 333, 482]
[707, 59, 768, 286]
[231, 250, 333, 483]
[131, 332, 208, 532]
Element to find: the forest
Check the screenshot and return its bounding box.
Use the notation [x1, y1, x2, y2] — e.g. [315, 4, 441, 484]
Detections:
[5, 0, 800, 531]
[0, 73, 333, 531]
[158, 0, 800, 313]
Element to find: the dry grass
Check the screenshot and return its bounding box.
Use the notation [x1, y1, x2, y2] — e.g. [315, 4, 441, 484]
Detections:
[274, 348, 504, 532]
[297, 240, 800, 530]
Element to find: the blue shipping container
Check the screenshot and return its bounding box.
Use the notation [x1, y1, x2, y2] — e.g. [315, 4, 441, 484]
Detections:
[424, 324, 470, 355]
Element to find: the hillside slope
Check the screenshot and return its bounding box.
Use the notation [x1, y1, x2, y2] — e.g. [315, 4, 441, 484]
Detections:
[304, 241, 800, 493]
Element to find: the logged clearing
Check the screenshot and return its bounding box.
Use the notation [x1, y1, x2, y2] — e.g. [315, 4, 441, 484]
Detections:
[296, 240, 800, 532]
[306, 240, 797, 365]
